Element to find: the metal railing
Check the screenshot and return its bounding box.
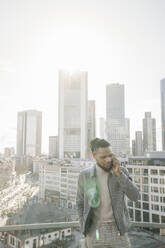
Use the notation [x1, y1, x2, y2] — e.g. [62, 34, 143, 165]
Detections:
[0, 221, 165, 232]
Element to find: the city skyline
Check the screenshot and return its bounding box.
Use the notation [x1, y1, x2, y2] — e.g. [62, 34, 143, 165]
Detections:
[0, 76, 163, 154]
[0, 0, 165, 153]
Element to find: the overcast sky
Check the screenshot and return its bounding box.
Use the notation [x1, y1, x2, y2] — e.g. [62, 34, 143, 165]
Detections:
[0, 0, 165, 153]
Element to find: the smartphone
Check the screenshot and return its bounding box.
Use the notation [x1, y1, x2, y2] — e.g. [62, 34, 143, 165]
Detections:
[110, 159, 114, 170]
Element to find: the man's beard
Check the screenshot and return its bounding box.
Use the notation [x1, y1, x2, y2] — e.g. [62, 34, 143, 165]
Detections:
[97, 162, 111, 172]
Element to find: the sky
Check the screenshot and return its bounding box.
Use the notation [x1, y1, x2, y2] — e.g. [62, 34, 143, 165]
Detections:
[0, 0, 165, 153]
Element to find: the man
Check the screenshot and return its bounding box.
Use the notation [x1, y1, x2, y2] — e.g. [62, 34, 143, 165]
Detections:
[76, 138, 140, 248]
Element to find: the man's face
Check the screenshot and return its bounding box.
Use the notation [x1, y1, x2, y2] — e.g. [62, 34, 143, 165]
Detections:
[93, 146, 114, 170]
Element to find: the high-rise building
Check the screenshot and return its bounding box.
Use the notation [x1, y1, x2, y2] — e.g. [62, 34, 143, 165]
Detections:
[106, 83, 130, 156]
[87, 100, 96, 156]
[143, 112, 156, 153]
[16, 110, 42, 156]
[58, 70, 88, 159]
[106, 84, 125, 123]
[125, 118, 130, 155]
[135, 131, 143, 156]
[49, 136, 59, 158]
[99, 117, 106, 139]
[132, 140, 136, 156]
[160, 78, 165, 151]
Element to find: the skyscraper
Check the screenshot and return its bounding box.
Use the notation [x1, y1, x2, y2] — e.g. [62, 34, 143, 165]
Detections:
[135, 131, 143, 156]
[99, 117, 106, 139]
[106, 83, 130, 156]
[132, 140, 136, 156]
[160, 78, 165, 151]
[106, 83, 125, 123]
[16, 110, 42, 156]
[143, 112, 156, 153]
[49, 136, 59, 158]
[87, 100, 96, 156]
[58, 70, 88, 159]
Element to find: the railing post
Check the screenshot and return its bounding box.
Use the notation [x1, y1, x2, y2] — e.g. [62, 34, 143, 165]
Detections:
[79, 236, 86, 248]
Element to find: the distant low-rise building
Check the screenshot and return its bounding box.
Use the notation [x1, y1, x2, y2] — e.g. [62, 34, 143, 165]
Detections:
[126, 153, 165, 235]
[39, 159, 94, 209]
[7, 227, 72, 248]
[0, 158, 16, 189]
[4, 147, 15, 157]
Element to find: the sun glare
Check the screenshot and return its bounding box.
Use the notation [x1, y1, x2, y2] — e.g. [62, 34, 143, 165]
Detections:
[50, 25, 105, 70]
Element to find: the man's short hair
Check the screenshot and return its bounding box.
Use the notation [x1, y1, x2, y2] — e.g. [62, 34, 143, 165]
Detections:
[90, 138, 111, 153]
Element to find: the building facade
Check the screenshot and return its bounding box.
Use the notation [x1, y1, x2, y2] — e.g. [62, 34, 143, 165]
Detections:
[17, 110, 42, 157]
[99, 117, 106, 139]
[7, 228, 72, 248]
[160, 78, 165, 151]
[135, 131, 143, 156]
[143, 112, 156, 153]
[106, 83, 130, 156]
[49, 136, 59, 158]
[87, 100, 96, 157]
[39, 162, 83, 209]
[126, 155, 165, 234]
[58, 70, 88, 159]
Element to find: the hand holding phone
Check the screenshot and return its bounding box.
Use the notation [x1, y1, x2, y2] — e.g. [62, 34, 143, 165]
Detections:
[111, 155, 122, 177]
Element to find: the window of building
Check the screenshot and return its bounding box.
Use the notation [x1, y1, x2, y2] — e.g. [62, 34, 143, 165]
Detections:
[142, 194, 149, 202]
[135, 210, 141, 221]
[151, 169, 158, 175]
[161, 216, 165, 224]
[143, 211, 149, 222]
[135, 201, 141, 209]
[142, 177, 148, 184]
[62, 231, 65, 239]
[160, 178, 165, 184]
[151, 187, 159, 193]
[33, 239, 37, 248]
[152, 214, 160, 223]
[161, 206, 165, 212]
[160, 170, 165, 176]
[160, 187, 165, 194]
[152, 204, 159, 211]
[142, 169, 148, 175]
[151, 195, 159, 202]
[134, 168, 140, 175]
[142, 185, 148, 193]
[134, 176, 140, 183]
[160, 197, 165, 203]
[17, 241, 21, 248]
[61, 184, 67, 188]
[151, 178, 158, 184]
[10, 237, 12, 245]
[128, 208, 133, 220]
[143, 202, 149, 210]
[128, 200, 133, 207]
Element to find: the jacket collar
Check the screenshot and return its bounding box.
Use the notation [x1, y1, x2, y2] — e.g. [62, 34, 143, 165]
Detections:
[89, 163, 96, 177]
